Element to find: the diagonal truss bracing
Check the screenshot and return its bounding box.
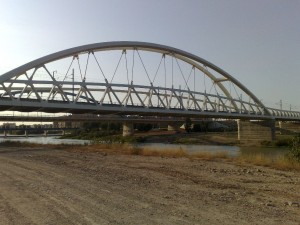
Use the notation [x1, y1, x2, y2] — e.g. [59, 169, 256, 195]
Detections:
[0, 41, 298, 120]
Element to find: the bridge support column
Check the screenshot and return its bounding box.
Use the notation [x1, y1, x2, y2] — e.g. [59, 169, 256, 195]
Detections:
[167, 123, 181, 132]
[237, 119, 275, 143]
[278, 121, 300, 134]
[123, 122, 134, 137]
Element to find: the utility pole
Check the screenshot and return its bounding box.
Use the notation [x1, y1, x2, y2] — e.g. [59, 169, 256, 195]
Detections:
[72, 68, 74, 102]
[53, 70, 57, 79]
[280, 99, 282, 110]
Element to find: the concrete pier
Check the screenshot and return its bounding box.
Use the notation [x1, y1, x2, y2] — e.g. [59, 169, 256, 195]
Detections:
[278, 121, 300, 134]
[123, 122, 134, 136]
[167, 123, 181, 131]
[237, 119, 275, 142]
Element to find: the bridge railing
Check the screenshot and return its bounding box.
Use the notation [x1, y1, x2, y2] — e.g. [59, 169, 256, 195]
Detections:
[0, 81, 267, 117]
[267, 107, 300, 119]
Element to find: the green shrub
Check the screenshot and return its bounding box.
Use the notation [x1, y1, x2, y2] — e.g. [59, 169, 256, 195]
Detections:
[274, 138, 290, 147]
[260, 140, 272, 146]
[287, 135, 300, 162]
[92, 135, 146, 144]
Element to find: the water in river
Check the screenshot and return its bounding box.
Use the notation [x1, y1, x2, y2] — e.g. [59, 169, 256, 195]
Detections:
[0, 135, 90, 145]
[136, 142, 289, 158]
[0, 136, 289, 158]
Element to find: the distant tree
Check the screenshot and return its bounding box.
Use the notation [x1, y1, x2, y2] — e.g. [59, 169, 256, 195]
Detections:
[100, 122, 108, 131]
[83, 122, 100, 131]
[192, 123, 202, 132]
[135, 123, 153, 132]
[109, 122, 121, 131]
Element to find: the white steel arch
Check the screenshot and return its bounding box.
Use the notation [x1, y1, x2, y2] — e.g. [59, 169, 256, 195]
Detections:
[0, 41, 298, 120]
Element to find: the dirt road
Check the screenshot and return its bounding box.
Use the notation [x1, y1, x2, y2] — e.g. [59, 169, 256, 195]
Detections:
[0, 146, 299, 225]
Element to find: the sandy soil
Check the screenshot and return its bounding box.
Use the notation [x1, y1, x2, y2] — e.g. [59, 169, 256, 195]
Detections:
[0, 146, 299, 225]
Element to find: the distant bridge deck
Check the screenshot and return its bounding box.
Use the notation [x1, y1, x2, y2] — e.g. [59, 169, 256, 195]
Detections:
[0, 127, 78, 131]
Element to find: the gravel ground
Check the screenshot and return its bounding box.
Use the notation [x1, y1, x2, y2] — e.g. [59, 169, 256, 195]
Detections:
[0, 146, 299, 225]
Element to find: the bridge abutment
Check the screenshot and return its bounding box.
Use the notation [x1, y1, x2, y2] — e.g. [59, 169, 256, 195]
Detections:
[237, 119, 275, 143]
[123, 122, 134, 136]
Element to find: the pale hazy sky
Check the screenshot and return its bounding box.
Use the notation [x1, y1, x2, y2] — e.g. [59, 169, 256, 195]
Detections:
[0, 0, 299, 110]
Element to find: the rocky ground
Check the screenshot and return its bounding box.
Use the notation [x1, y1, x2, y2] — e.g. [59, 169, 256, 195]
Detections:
[0, 146, 299, 225]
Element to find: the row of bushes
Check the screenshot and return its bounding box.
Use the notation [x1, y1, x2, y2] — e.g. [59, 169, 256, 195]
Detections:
[61, 129, 147, 144]
[261, 134, 300, 163]
[92, 135, 146, 144]
[61, 130, 120, 140]
[287, 135, 300, 162]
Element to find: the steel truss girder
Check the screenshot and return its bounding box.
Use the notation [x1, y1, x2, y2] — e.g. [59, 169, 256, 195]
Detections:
[1, 80, 299, 120]
[0, 80, 279, 116]
[0, 41, 298, 120]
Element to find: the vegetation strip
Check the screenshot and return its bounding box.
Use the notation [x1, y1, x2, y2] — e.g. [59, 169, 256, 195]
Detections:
[1, 137, 299, 171]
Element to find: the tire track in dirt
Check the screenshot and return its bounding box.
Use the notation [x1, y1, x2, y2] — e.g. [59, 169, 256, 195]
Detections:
[0, 154, 193, 224]
[0, 147, 299, 225]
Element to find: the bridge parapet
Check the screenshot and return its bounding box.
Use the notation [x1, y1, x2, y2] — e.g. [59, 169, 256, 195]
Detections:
[278, 121, 300, 134]
[0, 81, 268, 118]
[267, 108, 300, 120]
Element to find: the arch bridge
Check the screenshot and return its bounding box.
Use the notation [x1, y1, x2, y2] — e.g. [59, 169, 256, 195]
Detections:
[0, 42, 299, 139]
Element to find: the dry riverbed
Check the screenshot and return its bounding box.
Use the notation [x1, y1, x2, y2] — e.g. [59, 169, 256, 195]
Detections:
[0, 146, 299, 225]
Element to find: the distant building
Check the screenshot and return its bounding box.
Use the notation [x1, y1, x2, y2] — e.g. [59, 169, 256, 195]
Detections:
[2, 122, 16, 129]
[31, 124, 54, 129]
[53, 121, 83, 128]
[53, 114, 89, 128]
